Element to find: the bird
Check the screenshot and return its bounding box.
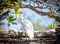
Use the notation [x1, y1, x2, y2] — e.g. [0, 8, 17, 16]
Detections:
[20, 13, 34, 40]
[22, 20, 34, 39]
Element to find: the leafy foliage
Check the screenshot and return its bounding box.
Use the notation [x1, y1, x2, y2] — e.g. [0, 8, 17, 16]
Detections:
[7, 15, 17, 25]
[50, 8, 56, 16]
[49, 23, 56, 29]
[2, 0, 21, 5]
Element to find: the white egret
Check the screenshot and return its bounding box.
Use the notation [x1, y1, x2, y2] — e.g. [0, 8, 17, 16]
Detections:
[20, 12, 34, 40]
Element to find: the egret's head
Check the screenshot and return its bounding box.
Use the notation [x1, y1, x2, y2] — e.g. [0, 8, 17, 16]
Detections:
[19, 12, 27, 22]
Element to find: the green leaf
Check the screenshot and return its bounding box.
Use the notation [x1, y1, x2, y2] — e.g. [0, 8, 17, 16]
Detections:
[10, 21, 17, 25]
[7, 15, 17, 25]
[49, 23, 56, 29]
[11, 18, 16, 21]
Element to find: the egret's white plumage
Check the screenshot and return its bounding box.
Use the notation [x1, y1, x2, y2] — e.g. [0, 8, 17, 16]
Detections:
[21, 20, 34, 39]
[20, 12, 34, 39]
